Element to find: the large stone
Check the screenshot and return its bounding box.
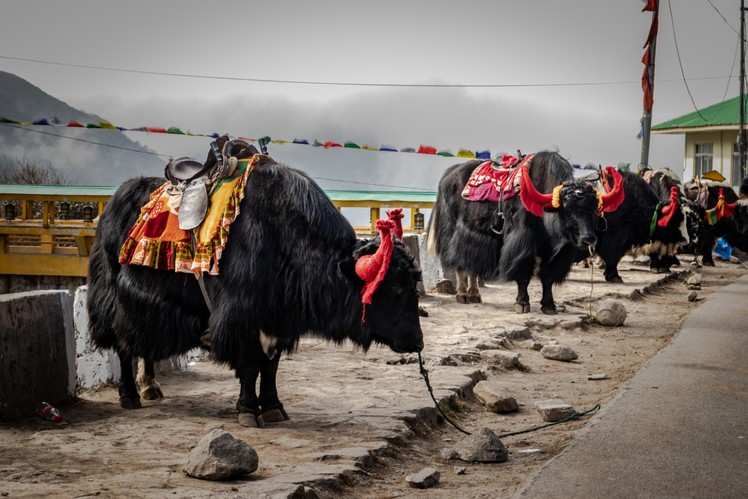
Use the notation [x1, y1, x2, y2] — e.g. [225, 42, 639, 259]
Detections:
[405, 467, 440, 489]
[473, 381, 519, 414]
[535, 399, 575, 422]
[595, 299, 627, 327]
[541, 345, 578, 362]
[498, 327, 532, 341]
[0, 290, 76, 419]
[455, 428, 508, 463]
[481, 350, 521, 370]
[184, 429, 258, 480]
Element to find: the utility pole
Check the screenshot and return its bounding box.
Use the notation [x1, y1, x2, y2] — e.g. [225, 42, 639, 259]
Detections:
[640, 3, 659, 168]
[740, 0, 747, 180]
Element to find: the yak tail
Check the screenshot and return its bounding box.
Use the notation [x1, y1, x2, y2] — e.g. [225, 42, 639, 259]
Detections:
[426, 195, 440, 257]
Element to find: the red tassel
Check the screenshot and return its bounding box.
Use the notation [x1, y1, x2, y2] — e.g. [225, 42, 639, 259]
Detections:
[657, 186, 680, 228]
[386, 208, 404, 240]
[599, 167, 625, 213]
[355, 219, 396, 307]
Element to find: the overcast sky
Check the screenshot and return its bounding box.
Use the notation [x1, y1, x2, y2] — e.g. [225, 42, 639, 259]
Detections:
[0, 0, 743, 188]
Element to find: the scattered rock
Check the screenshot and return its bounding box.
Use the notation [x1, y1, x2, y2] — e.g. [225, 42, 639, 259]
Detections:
[183, 429, 258, 481]
[516, 448, 543, 455]
[418, 306, 429, 317]
[406, 467, 440, 489]
[559, 319, 581, 330]
[438, 351, 482, 366]
[287, 485, 321, 499]
[686, 273, 702, 290]
[455, 428, 508, 463]
[440, 448, 458, 461]
[386, 355, 417, 365]
[530, 341, 544, 351]
[499, 327, 532, 340]
[481, 350, 521, 370]
[595, 299, 627, 327]
[688, 291, 698, 302]
[435, 279, 456, 295]
[587, 373, 609, 381]
[473, 381, 519, 414]
[454, 466, 467, 475]
[541, 345, 578, 362]
[535, 399, 575, 422]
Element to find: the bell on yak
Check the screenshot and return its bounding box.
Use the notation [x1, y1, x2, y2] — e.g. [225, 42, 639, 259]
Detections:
[178, 178, 209, 230]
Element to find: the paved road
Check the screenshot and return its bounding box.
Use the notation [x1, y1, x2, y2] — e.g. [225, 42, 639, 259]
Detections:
[517, 274, 748, 499]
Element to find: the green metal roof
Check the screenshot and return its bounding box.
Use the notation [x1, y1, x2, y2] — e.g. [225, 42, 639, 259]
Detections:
[0, 184, 436, 203]
[653, 96, 748, 131]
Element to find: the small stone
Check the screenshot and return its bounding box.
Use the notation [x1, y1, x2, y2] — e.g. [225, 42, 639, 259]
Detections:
[183, 429, 258, 480]
[531, 341, 544, 351]
[473, 381, 519, 414]
[287, 485, 321, 499]
[595, 299, 627, 327]
[440, 448, 458, 461]
[541, 345, 578, 362]
[482, 350, 521, 370]
[455, 428, 508, 463]
[454, 466, 467, 475]
[587, 373, 609, 381]
[516, 448, 543, 455]
[686, 273, 702, 286]
[435, 279, 456, 295]
[559, 319, 581, 330]
[406, 467, 440, 489]
[535, 400, 575, 422]
[688, 291, 698, 302]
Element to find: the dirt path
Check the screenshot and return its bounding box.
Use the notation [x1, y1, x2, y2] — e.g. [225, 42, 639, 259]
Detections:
[0, 259, 745, 498]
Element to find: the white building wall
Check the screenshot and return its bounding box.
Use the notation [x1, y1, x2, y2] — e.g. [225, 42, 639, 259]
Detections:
[683, 130, 742, 186]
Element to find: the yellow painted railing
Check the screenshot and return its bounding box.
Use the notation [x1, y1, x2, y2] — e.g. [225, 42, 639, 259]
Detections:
[0, 185, 435, 277]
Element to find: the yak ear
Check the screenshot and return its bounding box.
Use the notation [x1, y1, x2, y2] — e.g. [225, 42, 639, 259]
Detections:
[338, 256, 358, 281]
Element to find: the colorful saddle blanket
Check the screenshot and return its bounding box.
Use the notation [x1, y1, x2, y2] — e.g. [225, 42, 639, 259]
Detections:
[461, 156, 526, 203]
[119, 155, 259, 275]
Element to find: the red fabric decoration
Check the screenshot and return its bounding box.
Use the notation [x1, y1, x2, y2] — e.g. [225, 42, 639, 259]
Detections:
[517, 155, 555, 218]
[386, 208, 404, 240]
[641, 1, 659, 113]
[599, 166, 625, 213]
[355, 219, 396, 313]
[657, 186, 680, 228]
[417, 145, 437, 155]
[461, 161, 522, 202]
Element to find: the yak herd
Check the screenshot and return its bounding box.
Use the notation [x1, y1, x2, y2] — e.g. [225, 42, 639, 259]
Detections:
[87, 142, 748, 425]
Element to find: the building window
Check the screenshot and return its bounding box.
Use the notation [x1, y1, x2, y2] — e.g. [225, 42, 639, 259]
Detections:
[694, 143, 713, 177]
[734, 143, 747, 185]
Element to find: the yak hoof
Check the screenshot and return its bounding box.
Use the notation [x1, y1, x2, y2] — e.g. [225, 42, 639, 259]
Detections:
[541, 305, 558, 315]
[199, 331, 213, 350]
[468, 295, 482, 304]
[238, 412, 264, 428]
[140, 384, 164, 401]
[119, 396, 142, 410]
[702, 260, 716, 267]
[605, 275, 624, 284]
[513, 303, 531, 314]
[456, 294, 469, 304]
[260, 407, 289, 424]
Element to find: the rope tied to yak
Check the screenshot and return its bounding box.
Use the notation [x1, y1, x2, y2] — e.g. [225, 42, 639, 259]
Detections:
[417, 352, 601, 438]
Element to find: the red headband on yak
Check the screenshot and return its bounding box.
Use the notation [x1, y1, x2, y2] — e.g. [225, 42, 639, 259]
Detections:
[598, 166, 625, 214]
[386, 208, 404, 240]
[355, 219, 396, 319]
[657, 186, 681, 228]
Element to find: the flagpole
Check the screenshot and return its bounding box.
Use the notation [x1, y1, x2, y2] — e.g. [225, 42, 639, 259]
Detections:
[640, 3, 659, 168]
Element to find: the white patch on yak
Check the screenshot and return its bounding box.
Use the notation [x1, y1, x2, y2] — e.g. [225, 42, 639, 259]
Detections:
[259, 330, 279, 360]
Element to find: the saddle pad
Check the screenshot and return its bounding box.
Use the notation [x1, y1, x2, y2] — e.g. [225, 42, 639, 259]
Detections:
[461, 161, 521, 202]
[119, 155, 259, 275]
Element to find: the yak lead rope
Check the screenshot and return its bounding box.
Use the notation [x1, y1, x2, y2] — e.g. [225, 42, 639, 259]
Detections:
[418, 352, 601, 438]
[588, 244, 595, 319]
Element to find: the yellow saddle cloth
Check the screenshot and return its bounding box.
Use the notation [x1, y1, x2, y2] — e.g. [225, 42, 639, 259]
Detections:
[118, 155, 259, 275]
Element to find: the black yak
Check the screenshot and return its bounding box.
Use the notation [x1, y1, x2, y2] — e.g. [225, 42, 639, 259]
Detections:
[87, 150, 424, 426]
[429, 151, 620, 311]
[591, 169, 685, 282]
[683, 180, 748, 265]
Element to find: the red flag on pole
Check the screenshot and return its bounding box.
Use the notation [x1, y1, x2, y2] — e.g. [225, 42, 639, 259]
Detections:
[642, 0, 659, 114]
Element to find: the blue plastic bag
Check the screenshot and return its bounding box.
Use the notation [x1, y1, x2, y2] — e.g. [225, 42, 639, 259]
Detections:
[714, 238, 733, 261]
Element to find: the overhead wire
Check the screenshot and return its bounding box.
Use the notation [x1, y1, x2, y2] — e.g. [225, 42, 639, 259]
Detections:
[667, 0, 709, 121]
[723, 35, 740, 101]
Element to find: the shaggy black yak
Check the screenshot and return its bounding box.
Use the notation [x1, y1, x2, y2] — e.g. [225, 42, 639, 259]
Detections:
[429, 151, 620, 311]
[683, 180, 748, 265]
[591, 169, 685, 282]
[87, 149, 423, 426]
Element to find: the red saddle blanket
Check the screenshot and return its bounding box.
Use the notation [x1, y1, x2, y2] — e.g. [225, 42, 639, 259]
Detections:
[461, 159, 523, 202]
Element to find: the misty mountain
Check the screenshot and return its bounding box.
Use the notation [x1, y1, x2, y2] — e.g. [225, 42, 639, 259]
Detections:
[0, 71, 163, 184]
